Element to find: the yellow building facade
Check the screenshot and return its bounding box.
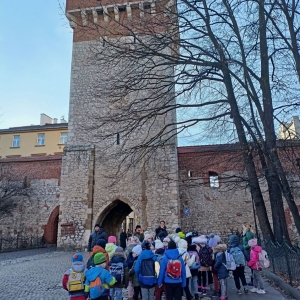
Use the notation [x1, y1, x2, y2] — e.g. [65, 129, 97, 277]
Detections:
[0, 114, 68, 158]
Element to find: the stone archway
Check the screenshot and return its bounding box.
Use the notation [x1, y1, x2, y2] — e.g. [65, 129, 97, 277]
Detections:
[97, 200, 134, 239]
[43, 206, 59, 245]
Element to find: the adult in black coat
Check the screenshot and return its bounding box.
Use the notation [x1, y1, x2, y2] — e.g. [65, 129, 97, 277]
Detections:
[87, 224, 107, 252]
[120, 229, 127, 249]
[155, 220, 168, 241]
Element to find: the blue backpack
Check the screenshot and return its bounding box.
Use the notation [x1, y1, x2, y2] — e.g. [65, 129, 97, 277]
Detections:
[127, 252, 135, 269]
[138, 258, 157, 286]
[229, 247, 245, 266]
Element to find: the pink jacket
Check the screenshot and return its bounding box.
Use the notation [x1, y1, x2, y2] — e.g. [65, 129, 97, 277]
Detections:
[247, 246, 262, 270]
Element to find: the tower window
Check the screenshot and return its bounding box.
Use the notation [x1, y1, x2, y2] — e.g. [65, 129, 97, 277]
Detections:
[188, 170, 193, 178]
[118, 6, 126, 12]
[116, 133, 120, 145]
[96, 9, 103, 15]
[209, 171, 219, 188]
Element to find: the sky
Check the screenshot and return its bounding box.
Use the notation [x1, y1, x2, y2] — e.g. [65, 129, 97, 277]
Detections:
[0, 1, 72, 129]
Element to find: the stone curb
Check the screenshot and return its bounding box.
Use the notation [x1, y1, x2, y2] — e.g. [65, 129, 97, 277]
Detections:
[262, 269, 300, 300]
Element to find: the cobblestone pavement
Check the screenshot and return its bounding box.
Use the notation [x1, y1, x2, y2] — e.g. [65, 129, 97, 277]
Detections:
[0, 248, 289, 300]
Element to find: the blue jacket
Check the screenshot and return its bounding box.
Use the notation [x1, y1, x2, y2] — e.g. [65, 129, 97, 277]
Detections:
[85, 266, 116, 296]
[157, 249, 186, 287]
[214, 252, 229, 279]
[134, 249, 157, 275]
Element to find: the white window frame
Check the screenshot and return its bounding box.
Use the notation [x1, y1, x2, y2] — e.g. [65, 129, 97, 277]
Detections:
[12, 135, 20, 147]
[60, 132, 68, 144]
[37, 133, 45, 145]
[209, 172, 219, 188]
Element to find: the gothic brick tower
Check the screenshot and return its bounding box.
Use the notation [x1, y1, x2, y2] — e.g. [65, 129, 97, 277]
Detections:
[58, 0, 180, 249]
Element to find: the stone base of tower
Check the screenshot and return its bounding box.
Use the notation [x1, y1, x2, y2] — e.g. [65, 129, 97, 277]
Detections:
[57, 143, 180, 250]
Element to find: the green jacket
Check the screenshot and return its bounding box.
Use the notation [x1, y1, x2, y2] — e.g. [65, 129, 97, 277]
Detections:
[134, 232, 144, 243]
[243, 231, 254, 260]
[129, 260, 140, 287]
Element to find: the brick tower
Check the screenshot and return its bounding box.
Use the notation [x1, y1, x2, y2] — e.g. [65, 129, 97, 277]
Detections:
[58, 0, 180, 249]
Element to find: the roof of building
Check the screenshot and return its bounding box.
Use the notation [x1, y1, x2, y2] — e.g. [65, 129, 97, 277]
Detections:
[0, 155, 63, 163]
[177, 140, 300, 154]
[0, 123, 68, 134]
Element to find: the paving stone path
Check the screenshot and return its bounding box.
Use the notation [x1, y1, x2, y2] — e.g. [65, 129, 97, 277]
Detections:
[0, 248, 289, 300]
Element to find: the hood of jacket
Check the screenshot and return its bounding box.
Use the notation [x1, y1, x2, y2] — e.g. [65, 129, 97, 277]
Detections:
[229, 235, 239, 247]
[139, 249, 156, 260]
[213, 244, 227, 253]
[110, 252, 126, 262]
[106, 243, 116, 253]
[91, 245, 107, 257]
[85, 266, 105, 282]
[165, 248, 180, 260]
[253, 245, 262, 253]
[71, 261, 86, 273]
[178, 248, 187, 255]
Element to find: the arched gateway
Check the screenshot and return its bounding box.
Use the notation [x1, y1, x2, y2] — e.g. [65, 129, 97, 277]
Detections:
[97, 200, 134, 238]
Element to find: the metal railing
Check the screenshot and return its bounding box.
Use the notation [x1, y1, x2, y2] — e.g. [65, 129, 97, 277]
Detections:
[0, 233, 45, 252]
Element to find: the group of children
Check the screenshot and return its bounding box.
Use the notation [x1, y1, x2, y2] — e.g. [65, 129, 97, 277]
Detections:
[63, 224, 267, 300]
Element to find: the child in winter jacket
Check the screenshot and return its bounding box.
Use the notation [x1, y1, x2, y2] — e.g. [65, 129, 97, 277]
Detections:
[192, 235, 212, 296]
[158, 240, 186, 300]
[87, 239, 109, 269]
[177, 238, 195, 300]
[213, 244, 229, 300]
[228, 235, 248, 294]
[154, 248, 167, 300]
[208, 235, 221, 297]
[129, 245, 143, 300]
[134, 241, 157, 300]
[109, 247, 129, 300]
[247, 239, 266, 294]
[106, 236, 117, 258]
[187, 244, 200, 299]
[62, 253, 87, 300]
[84, 252, 116, 300]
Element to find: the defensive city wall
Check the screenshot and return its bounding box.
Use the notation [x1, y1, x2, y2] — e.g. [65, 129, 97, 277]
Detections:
[1, 143, 299, 248]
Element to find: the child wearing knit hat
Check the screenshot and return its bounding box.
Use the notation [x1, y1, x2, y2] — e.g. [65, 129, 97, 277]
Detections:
[106, 236, 117, 259]
[129, 245, 143, 300]
[247, 239, 266, 294]
[193, 235, 213, 296]
[84, 252, 116, 299]
[134, 241, 157, 300]
[109, 247, 129, 300]
[62, 253, 87, 300]
[87, 239, 109, 270]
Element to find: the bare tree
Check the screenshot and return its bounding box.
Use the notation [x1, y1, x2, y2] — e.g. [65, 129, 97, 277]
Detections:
[65, 0, 300, 241]
[0, 169, 29, 220]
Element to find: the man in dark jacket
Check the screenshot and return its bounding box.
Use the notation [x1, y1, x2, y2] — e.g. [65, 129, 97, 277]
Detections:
[155, 221, 168, 241]
[88, 224, 107, 252]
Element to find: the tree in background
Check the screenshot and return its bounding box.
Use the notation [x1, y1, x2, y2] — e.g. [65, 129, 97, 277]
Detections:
[66, 0, 300, 242]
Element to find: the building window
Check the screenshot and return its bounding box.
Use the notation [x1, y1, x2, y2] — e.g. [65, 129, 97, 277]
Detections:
[60, 132, 68, 144]
[188, 170, 193, 177]
[37, 133, 45, 145]
[129, 218, 134, 233]
[209, 171, 219, 187]
[12, 135, 20, 147]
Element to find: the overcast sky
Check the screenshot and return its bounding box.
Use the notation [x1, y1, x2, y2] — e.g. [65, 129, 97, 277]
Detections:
[0, 1, 72, 129]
